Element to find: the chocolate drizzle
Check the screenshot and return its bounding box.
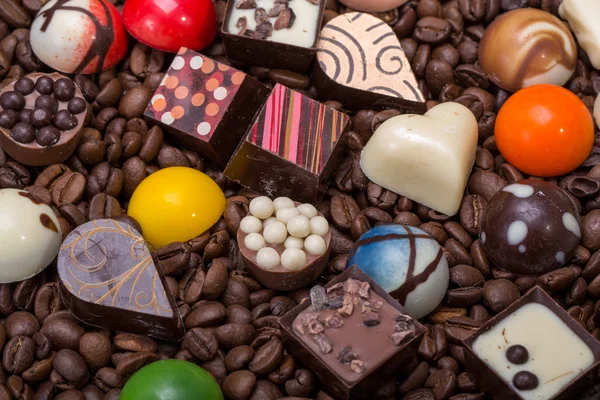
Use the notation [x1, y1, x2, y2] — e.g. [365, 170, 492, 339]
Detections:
[40, 213, 58, 233]
[38, 0, 115, 74]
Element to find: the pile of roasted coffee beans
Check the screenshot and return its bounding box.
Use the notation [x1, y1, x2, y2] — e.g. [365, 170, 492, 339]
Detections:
[1, 0, 600, 399]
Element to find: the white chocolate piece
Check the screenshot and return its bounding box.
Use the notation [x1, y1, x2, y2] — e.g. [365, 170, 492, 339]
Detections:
[239, 216, 262, 234]
[262, 217, 277, 228]
[256, 247, 281, 270]
[472, 303, 594, 400]
[280, 248, 307, 271]
[263, 221, 287, 244]
[276, 207, 300, 224]
[249, 196, 274, 219]
[244, 233, 266, 251]
[284, 236, 304, 249]
[226, 0, 320, 48]
[594, 93, 600, 129]
[559, 0, 600, 70]
[310, 216, 330, 236]
[0, 189, 62, 283]
[273, 197, 295, 212]
[304, 235, 327, 256]
[360, 102, 478, 216]
[296, 204, 318, 219]
[287, 215, 311, 238]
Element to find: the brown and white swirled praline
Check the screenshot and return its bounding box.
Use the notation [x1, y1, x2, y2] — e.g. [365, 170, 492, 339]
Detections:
[479, 8, 577, 93]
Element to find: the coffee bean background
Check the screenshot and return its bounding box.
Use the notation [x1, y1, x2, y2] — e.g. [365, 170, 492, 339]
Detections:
[0, 0, 599, 398]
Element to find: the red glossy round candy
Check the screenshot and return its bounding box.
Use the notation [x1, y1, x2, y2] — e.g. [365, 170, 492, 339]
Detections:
[122, 0, 217, 53]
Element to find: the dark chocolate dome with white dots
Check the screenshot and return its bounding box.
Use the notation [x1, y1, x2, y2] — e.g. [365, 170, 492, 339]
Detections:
[480, 179, 582, 275]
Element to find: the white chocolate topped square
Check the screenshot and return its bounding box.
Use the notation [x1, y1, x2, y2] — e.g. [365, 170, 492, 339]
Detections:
[226, 0, 320, 48]
[472, 303, 594, 400]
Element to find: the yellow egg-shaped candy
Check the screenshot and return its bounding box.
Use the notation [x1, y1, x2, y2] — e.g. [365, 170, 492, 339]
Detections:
[128, 167, 225, 248]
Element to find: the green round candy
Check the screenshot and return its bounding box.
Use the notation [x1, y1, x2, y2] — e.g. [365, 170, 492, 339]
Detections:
[120, 360, 224, 400]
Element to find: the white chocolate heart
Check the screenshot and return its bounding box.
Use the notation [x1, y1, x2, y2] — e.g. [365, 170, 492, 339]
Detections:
[360, 102, 478, 216]
[559, 0, 600, 70]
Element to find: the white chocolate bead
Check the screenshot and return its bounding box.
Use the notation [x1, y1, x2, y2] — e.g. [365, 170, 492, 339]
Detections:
[256, 247, 281, 270]
[287, 215, 311, 238]
[263, 221, 287, 244]
[281, 248, 307, 271]
[249, 196, 275, 219]
[262, 217, 277, 228]
[360, 102, 477, 216]
[273, 197, 295, 211]
[310, 216, 330, 236]
[239, 216, 262, 234]
[244, 233, 265, 251]
[304, 234, 327, 256]
[276, 207, 300, 224]
[297, 203, 318, 219]
[284, 236, 304, 249]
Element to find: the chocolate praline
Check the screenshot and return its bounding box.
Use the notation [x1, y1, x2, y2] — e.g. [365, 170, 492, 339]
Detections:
[237, 202, 332, 291]
[0, 72, 88, 167]
[479, 179, 582, 275]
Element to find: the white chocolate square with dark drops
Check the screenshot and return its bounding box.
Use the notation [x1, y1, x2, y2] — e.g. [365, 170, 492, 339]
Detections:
[359, 102, 478, 216]
[472, 303, 595, 400]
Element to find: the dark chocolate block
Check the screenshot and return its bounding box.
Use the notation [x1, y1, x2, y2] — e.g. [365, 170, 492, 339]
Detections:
[312, 12, 426, 113]
[224, 83, 349, 203]
[221, 0, 325, 72]
[463, 287, 600, 400]
[144, 47, 270, 167]
[279, 265, 425, 400]
[57, 219, 184, 341]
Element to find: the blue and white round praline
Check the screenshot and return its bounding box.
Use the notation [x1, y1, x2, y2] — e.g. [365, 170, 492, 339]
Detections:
[347, 224, 449, 319]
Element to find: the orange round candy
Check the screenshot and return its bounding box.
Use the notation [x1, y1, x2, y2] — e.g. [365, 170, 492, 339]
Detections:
[495, 84, 594, 177]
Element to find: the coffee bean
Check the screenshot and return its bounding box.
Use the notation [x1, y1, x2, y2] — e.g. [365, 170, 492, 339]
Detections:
[412, 44, 432, 78]
[14, 274, 44, 311]
[459, 0, 485, 21]
[426, 59, 455, 95]
[0, 160, 30, 189]
[22, 357, 53, 383]
[51, 172, 86, 206]
[121, 156, 146, 198]
[404, 388, 436, 400]
[500, 0, 527, 11]
[248, 339, 283, 375]
[444, 316, 481, 343]
[182, 328, 218, 361]
[53, 349, 89, 388]
[483, 279, 520, 313]
[0, 0, 31, 28]
[285, 369, 315, 397]
[92, 367, 123, 391]
[214, 323, 256, 350]
[33, 282, 64, 324]
[3, 336, 35, 374]
[414, 17, 451, 44]
[220, 279, 250, 309]
[5, 311, 39, 338]
[118, 85, 152, 119]
[156, 242, 192, 276]
[268, 70, 310, 90]
[223, 370, 256, 400]
[225, 345, 254, 373]
[40, 318, 84, 351]
[115, 351, 159, 376]
[583, 210, 600, 251]
[79, 332, 112, 370]
[88, 193, 122, 220]
[203, 258, 229, 300]
[185, 302, 227, 329]
[425, 368, 457, 399]
[114, 333, 157, 353]
[399, 361, 430, 394]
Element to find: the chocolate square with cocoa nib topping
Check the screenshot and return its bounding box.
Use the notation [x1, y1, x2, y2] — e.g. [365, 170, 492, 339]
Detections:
[224, 84, 349, 203]
[221, 0, 326, 72]
[279, 266, 425, 400]
[463, 287, 600, 400]
[143, 47, 269, 168]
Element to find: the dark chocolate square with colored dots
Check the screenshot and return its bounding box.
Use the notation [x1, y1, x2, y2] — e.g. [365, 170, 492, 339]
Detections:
[144, 47, 270, 167]
[463, 287, 600, 400]
[224, 84, 350, 203]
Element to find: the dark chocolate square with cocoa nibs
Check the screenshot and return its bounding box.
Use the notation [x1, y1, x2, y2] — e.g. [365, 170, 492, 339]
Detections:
[463, 287, 600, 400]
[221, 0, 325, 72]
[224, 83, 350, 203]
[0, 72, 88, 167]
[280, 266, 425, 400]
[144, 47, 270, 168]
